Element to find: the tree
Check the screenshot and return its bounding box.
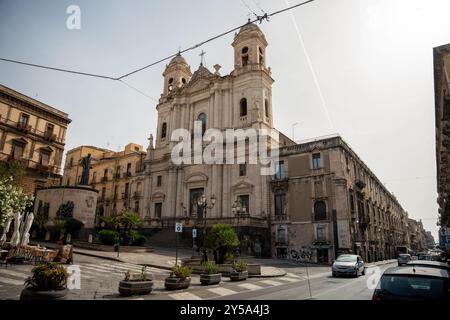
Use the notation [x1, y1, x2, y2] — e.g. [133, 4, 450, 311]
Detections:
[205, 224, 240, 264]
[0, 176, 33, 225]
[34, 201, 50, 238]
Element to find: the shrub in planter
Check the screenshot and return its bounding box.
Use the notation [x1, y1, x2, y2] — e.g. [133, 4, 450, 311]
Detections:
[98, 229, 119, 245]
[200, 261, 221, 285]
[205, 224, 239, 264]
[119, 267, 153, 297]
[165, 265, 192, 290]
[230, 261, 248, 281]
[125, 230, 147, 246]
[20, 262, 68, 300]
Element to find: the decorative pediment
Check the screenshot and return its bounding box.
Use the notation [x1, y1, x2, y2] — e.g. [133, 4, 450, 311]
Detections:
[12, 137, 28, 145]
[39, 146, 53, 153]
[184, 172, 208, 184]
[184, 78, 212, 93]
[151, 191, 165, 202]
[231, 180, 255, 194]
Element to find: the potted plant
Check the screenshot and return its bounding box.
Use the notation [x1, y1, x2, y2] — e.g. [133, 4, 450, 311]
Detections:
[119, 266, 153, 297]
[230, 261, 248, 281]
[200, 261, 221, 285]
[164, 265, 192, 290]
[20, 262, 68, 300]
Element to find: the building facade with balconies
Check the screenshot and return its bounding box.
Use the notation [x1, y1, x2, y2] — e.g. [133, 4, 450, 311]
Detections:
[0, 84, 71, 194]
[63, 143, 146, 225]
[434, 44, 450, 255]
[270, 135, 423, 264]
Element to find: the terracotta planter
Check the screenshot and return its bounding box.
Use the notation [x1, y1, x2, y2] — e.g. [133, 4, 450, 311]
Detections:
[20, 287, 68, 300]
[229, 270, 248, 281]
[200, 273, 221, 285]
[119, 280, 153, 296]
[164, 277, 191, 290]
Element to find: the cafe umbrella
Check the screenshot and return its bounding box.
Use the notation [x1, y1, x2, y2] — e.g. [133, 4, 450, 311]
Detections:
[0, 217, 12, 244]
[10, 212, 23, 248]
[20, 212, 34, 247]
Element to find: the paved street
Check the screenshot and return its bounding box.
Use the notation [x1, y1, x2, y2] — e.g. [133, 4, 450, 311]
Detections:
[0, 253, 396, 300]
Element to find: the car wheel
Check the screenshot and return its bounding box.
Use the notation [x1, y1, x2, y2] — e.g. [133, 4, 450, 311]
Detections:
[362, 267, 365, 276]
[354, 270, 359, 278]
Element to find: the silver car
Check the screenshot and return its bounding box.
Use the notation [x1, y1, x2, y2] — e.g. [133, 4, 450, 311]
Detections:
[332, 254, 366, 277]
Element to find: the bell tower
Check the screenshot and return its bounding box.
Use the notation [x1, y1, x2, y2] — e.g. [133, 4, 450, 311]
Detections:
[232, 20, 268, 71]
[162, 53, 192, 96]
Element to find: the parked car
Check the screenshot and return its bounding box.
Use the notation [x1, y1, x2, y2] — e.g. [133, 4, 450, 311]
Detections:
[406, 260, 450, 272]
[372, 266, 450, 301]
[398, 254, 411, 266]
[332, 254, 365, 278]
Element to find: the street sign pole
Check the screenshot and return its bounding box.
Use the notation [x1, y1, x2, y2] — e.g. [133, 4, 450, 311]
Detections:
[175, 222, 183, 266]
[175, 231, 178, 267]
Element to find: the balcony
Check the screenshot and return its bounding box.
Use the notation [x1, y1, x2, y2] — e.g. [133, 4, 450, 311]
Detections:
[114, 173, 121, 179]
[8, 155, 29, 167]
[123, 171, 132, 178]
[273, 214, 288, 222]
[122, 193, 129, 200]
[240, 115, 247, 122]
[16, 122, 32, 133]
[133, 191, 142, 198]
[44, 131, 57, 142]
[101, 176, 108, 183]
[35, 163, 51, 173]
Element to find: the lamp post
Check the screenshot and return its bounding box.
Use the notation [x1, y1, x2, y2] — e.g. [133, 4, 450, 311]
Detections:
[197, 193, 216, 262]
[232, 199, 247, 257]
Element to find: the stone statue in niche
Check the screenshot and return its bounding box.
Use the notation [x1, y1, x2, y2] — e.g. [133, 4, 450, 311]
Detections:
[79, 153, 92, 185]
[252, 97, 261, 121]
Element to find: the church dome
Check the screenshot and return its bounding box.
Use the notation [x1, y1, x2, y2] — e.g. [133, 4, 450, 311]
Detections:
[168, 53, 189, 67]
[238, 20, 263, 34]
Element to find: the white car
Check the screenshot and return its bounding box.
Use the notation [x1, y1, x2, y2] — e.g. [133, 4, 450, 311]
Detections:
[332, 254, 366, 277]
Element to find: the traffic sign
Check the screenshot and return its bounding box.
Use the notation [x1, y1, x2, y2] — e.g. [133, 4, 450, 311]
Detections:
[175, 222, 183, 233]
[192, 228, 197, 238]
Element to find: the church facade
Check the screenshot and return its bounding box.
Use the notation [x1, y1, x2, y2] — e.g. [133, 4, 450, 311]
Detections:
[140, 22, 293, 256]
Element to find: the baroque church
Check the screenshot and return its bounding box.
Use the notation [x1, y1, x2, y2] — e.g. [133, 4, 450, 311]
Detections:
[141, 21, 294, 256]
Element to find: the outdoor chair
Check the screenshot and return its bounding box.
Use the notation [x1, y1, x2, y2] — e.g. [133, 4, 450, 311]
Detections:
[0, 249, 15, 268]
[43, 250, 59, 263]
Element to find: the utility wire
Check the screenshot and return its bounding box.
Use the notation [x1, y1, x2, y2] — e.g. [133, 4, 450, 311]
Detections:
[0, 0, 315, 81]
[0, 57, 116, 80]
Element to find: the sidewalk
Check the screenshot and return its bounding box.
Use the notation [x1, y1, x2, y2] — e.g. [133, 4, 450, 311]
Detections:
[36, 242, 286, 277]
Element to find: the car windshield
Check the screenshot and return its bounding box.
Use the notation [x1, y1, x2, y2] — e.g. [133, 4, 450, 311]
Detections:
[336, 256, 357, 262]
[399, 255, 410, 259]
[379, 275, 449, 300]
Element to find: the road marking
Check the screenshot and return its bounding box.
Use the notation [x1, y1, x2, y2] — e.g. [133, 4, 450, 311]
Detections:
[207, 287, 237, 296]
[0, 277, 23, 286]
[278, 277, 300, 283]
[286, 273, 301, 278]
[105, 263, 168, 274]
[169, 292, 202, 300]
[101, 263, 145, 272]
[81, 264, 125, 276]
[0, 269, 29, 279]
[259, 280, 284, 286]
[237, 283, 263, 290]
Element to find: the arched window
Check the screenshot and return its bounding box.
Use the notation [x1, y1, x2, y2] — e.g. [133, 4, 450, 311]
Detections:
[181, 78, 186, 84]
[314, 201, 327, 221]
[241, 47, 249, 66]
[198, 113, 207, 135]
[259, 47, 264, 65]
[168, 78, 174, 92]
[264, 99, 269, 118]
[240, 98, 248, 117]
[161, 122, 167, 139]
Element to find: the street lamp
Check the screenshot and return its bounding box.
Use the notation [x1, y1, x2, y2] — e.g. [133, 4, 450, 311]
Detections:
[232, 199, 247, 256]
[197, 193, 216, 262]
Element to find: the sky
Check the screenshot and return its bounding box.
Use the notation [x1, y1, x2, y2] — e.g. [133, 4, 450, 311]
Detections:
[0, 0, 449, 239]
